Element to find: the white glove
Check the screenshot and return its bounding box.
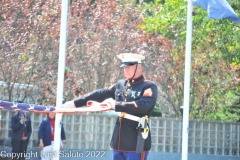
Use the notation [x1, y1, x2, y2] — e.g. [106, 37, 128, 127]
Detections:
[61, 101, 76, 108]
[0, 115, 2, 120]
[87, 99, 115, 109]
[102, 98, 115, 109]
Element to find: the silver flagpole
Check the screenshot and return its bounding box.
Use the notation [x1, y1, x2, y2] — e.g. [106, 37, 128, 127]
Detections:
[181, 0, 193, 159]
[53, 0, 68, 159]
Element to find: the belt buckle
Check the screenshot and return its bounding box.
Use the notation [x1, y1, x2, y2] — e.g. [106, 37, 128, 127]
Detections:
[120, 112, 126, 118]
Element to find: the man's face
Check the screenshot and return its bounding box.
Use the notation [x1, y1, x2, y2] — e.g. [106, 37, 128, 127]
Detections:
[48, 113, 56, 119]
[123, 64, 142, 79]
[20, 113, 25, 117]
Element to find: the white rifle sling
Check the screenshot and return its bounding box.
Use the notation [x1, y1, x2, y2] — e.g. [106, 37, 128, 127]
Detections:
[119, 112, 140, 122]
[140, 115, 149, 139]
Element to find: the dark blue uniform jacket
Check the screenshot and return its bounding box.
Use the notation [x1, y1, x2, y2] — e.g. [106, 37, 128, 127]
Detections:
[74, 75, 158, 151]
[38, 118, 66, 147]
[11, 112, 32, 141]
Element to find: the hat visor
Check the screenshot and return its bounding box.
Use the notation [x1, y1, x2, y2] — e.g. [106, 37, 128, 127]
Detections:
[120, 62, 138, 67]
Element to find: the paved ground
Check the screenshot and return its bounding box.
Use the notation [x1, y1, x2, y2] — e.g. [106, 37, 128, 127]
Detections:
[0, 148, 239, 160]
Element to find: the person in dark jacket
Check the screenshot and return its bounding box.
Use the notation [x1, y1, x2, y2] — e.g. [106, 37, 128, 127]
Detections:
[11, 110, 32, 160]
[38, 112, 66, 160]
[61, 53, 158, 160]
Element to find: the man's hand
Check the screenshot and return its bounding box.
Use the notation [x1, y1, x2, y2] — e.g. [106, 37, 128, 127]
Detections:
[87, 99, 115, 110]
[62, 141, 66, 148]
[22, 137, 28, 141]
[20, 115, 26, 124]
[61, 101, 76, 108]
[102, 99, 115, 109]
[39, 141, 44, 150]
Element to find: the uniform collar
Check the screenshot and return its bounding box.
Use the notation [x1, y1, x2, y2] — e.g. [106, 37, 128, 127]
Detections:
[128, 75, 145, 85]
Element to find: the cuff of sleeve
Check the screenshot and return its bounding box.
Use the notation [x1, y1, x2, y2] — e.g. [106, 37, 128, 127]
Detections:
[115, 102, 137, 112]
[73, 101, 76, 107]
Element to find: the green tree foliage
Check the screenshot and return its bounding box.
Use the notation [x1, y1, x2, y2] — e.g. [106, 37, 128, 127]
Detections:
[205, 87, 240, 122]
[139, 0, 240, 120]
[226, 89, 240, 122]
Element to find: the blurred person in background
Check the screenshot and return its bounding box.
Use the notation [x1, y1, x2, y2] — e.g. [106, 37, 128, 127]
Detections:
[11, 110, 32, 160]
[0, 114, 2, 131]
[38, 112, 66, 160]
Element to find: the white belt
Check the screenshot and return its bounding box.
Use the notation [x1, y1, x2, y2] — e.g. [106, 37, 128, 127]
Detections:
[119, 112, 149, 139]
[119, 112, 141, 122]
